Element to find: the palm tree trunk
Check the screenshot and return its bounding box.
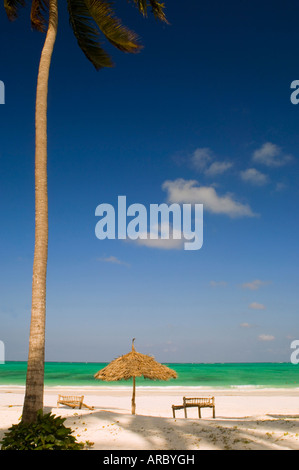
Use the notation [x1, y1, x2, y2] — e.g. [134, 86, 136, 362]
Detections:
[22, 0, 58, 424]
[131, 377, 136, 415]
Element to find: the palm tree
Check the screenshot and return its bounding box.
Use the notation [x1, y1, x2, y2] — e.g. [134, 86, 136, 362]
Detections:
[4, 0, 167, 424]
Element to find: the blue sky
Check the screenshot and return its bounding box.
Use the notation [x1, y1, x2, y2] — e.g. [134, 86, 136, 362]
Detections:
[0, 0, 299, 363]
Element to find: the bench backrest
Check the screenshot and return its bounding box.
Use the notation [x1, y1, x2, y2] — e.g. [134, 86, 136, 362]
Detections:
[183, 397, 214, 405]
[58, 395, 84, 403]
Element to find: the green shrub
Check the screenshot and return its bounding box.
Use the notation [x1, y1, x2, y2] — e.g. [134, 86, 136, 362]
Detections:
[0, 410, 84, 450]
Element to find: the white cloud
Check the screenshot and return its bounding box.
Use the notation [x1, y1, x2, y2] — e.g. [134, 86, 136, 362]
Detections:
[240, 168, 269, 186]
[210, 280, 227, 287]
[163, 340, 178, 353]
[252, 142, 293, 167]
[241, 280, 270, 290]
[135, 237, 184, 250]
[134, 223, 185, 250]
[259, 334, 275, 341]
[191, 148, 232, 176]
[240, 323, 253, 328]
[275, 182, 287, 192]
[162, 178, 257, 218]
[205, 161, 233, 176]
[191, 148, 213, 171]
[98, 256, 130, 267]
[249, 302, 266, 310]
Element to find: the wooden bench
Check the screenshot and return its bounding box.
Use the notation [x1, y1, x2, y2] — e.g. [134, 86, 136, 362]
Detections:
[57, 395, 94, 410]
[172, 397, 215, 418]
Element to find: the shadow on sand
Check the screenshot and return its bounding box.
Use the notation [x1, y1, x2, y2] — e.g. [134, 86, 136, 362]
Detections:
[53, 406, 299, 450]
[1, 403, 299, 450]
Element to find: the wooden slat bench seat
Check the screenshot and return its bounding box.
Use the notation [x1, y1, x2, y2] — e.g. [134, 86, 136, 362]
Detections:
[57, 395, 94, 410]
[172, 397, 215, 418]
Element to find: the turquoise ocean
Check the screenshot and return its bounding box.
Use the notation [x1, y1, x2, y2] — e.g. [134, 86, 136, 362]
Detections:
[1, 362, 299, 389]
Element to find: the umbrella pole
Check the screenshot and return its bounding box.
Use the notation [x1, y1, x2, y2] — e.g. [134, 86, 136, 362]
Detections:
[132, 376, 136, 415]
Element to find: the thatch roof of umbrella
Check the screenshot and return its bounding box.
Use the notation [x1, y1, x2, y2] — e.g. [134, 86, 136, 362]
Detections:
[94, 339, 177, 414]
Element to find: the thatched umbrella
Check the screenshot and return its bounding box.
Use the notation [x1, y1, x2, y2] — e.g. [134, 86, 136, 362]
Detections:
[94, 339, 177, 415]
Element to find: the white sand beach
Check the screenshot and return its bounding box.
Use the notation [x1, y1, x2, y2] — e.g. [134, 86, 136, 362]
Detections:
[1, 386, 299, 450]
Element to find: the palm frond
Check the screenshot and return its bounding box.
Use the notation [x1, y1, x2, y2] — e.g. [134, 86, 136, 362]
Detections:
[85, 0, 141, 53]
[67, 0, 114, 70]
[130, 0, 168, 23]
[31, 0, 49, 32]
[4, 0, 25, 21]
[149, 1, 168, 23]
[130, 0, 147, 17]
